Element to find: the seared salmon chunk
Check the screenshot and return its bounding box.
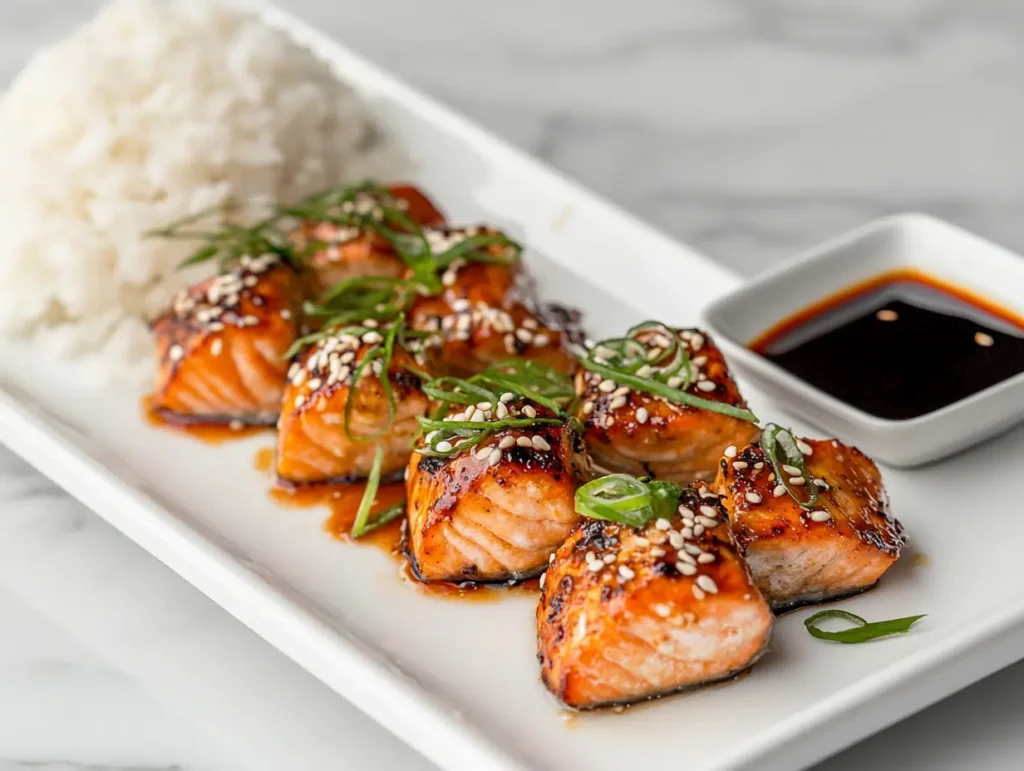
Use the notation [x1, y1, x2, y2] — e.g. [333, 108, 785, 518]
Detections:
[406, 398, 587, 583]
[275, 323, 429, 485]
[409, 229, 576, 377]
[150, 254, 304, 426]
[289, 183, 445, 289]
[714, 430, 904, 610]
[538, 482, 772, 709]
[575, 326, 758, 484]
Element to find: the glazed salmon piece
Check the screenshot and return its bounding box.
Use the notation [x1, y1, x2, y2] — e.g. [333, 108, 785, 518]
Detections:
[150, 254, 304, 426]
[408, 229, 577, 377]
[289, 184, 445, 289]
[575, 327, 758, 484]
[275, 326, 429, 485]
[538, 483, 772, 709]
[405, 400, 588, 583]
[714, 434, 904, 610]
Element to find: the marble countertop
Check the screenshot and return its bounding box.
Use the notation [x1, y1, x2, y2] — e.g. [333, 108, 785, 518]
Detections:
[3, 1, 1024, 769]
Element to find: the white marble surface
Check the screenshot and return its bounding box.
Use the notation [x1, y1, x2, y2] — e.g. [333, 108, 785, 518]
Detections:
[2, 1, 1024, 769]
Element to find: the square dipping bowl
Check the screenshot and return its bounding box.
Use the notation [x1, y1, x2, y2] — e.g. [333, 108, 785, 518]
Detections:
[703, 213, 1024, 467]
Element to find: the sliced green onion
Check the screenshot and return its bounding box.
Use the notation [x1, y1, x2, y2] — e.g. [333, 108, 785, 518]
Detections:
[352, 502, 405, 539]
[575, 474, 682, 529]
[351, 444, 399, 538]
[804, 610, 927, 644]
[761, 423, 818, 510]
[579, 354, 757, 423]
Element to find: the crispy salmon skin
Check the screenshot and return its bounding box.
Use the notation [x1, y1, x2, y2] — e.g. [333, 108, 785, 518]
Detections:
[575, 327, 758, 484]
[714, 435, 904, 610]
[409, 230, 577, 377]
[405, 400, 588, 583]
[150, 254, 304, 426]
[275, 325, 428, 485]
[537, 483, 772, 709]
[289, 184, 445, 289]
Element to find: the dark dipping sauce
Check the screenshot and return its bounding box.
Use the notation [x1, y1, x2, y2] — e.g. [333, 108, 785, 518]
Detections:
[750, 269, 1024, 420]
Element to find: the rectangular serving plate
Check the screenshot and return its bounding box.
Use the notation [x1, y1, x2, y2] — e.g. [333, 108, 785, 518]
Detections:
[2, 5, 1024, 771]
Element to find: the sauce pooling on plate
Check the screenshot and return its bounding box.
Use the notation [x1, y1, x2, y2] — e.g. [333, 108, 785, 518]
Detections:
[750, 269, 1024, 420]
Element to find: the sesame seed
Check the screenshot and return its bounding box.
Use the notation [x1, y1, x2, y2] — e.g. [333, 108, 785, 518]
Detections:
[533, 334, 550, 347]
[496, 402, 509, 419]
[362, 331, 383, 345]
[733, 461, 749, 470]
[796, 439, 813, 456]
[435, 440, 453, 452]
[618, 566, 635, 580]
[684, 543, 703, 556]
[876, 309, 899, 322]
[210, 339, 223, 357]
[612, 386, 630, 397]
[499, 436, 515, 449]
[754, 462, 765, 470]
[696, 515, 719, 528]
[696, 575, 718, 594]
[975, 331, 995, 347]
[585, 551, 596, 563]
[692, 355, 707, 366]
[677, 551, 696, 565]
[523, 405, 537, 418]
[516, 328, 533, 344]
[692, 585, 706, 600]
[475, 446, 491, 460]
[604, 415, 615, 428]
[680, 527, 694, 539]
[782, 464, 801, 475]
[488, 448, 503, 466]
[773, 484, 786, 497]
[635, 537, 650, 547]
[470, 411, 486, 423]
[228, 419, 243, 431]
[280, 309, 292, 320]
[693, 524, 705, 537]
[636, 407, 649, 424]
[587, 560, 604, 573]
[651, 547, 667, 557]
[598, 379, 617, 393]
[603, 553, 616, 564]
[699, 488, 717, 499]
[667, 376, 684, 388]
[539, 573, 546, 590]
[668, 532, 684, 549]
[635, 364, 653, 378]
[501, 392, 515, 403]
[697, 553, 716, 564]
[168, 344, 184, 361]
[745, 492, 763, 504]
[810, 510, 832, 522]
[789, 476, 806, 485]
[655, 518, 671, 531]
[609, 396, 627, 410]
[654, 604, 671, 618]
[532, 436, 551, 451]
[677, 562, 698, 576]
[724, 445, 737, 458]
[696, 381, 716, 392]
[294, 394, 305, 408]
[476, 401, 492, 410]
[516, 436, 533, 448]
[699, 505, 718, 518]
[582, 401, 595, 415]
[678, 506, 693, 518]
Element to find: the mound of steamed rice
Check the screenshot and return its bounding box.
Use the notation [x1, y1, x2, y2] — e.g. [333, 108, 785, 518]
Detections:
[0, 0, 404, 385]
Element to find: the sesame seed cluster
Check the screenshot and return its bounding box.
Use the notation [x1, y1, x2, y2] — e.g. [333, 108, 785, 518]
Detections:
[728, 440, 834, 524]
[579, 328, 712, 429]
[166, 253, 284, 363]
[293, 190, 408, 259]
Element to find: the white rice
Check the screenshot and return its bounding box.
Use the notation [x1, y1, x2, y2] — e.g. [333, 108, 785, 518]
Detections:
[0, 0, 404, 386]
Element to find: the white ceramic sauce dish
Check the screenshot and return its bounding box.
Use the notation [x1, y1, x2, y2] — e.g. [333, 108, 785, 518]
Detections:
[703, 213, 1024, 467]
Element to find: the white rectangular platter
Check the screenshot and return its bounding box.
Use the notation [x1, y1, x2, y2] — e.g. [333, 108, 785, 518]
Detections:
[3, 5, 1024, 771]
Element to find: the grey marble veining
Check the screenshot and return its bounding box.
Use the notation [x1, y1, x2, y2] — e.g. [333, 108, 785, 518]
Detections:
[1, 1, 1023, 770]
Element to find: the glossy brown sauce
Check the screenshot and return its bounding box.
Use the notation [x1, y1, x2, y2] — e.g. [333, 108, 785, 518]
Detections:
[750, 269, 1024, 420]
[142, 397, 270, 444]
[400, 562, 541, 602]
[270, 481, 406, 552]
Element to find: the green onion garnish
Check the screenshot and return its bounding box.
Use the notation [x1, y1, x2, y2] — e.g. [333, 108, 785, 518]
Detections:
[351, 445, 406, 539]
[414, 360, 573, 458]
[578, 321, 758, 423]
[804, 609, 926, 644]
[575, 474, 683, 529]
[761, 423, 818, 510]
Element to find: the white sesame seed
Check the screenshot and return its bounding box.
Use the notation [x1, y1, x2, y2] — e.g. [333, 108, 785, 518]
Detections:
[585, 551, 596, 563]
[604, 415, 615, 428]
[697, 553, 716, 564]
[618, 566, 635, 580]
[692, 585, 706, 600]
[876, 309, 899, 322]
[587, 560, 604, 573]
[745, 492, 763, 504]
[210, 339, 223, 357]
[692, 355, 707, 366]
[532, 436, 551, 451]
[539, 573, 546, 589]
[475, 446, 491, 460]
[635, 365, 653, 378]
[724, 445, 737, 458]
[470, 411, 486, 423]
[696, 516, 719, 528]
[501, 392, 515, 403]
[362, 331, 383, 345]
[609, 396, 627, 410]
[696, 381, 716, 392]
[168, 344, 184, 361]
[654, 603, 671, 618]
[488, 448, 503, 466]
[732, 461, 749, 470]
[603, 553, 616, 564]
[476, 401, 492, 410]
[696, 575, 718, 594]
[228, 419, 243, 431]
[635, 407, 649, 424]
[693, 524, 705, 537]
[496, 402, 509, 419]
[582, 401, 595, 416]
[810, 510, 832, 522]
[976, 332, 995, 347]
[667, 376, 684, 388]
[280, 309, 292, 320]
[684, 543, 703, 556]
[651, 547, 667, 557]
[754, 462, 765, 469]
[773, 484, 787, 497]
[435, 440, 453, 452]
[699, 488, 717, 499]
[499, 436, 515, 449]
[523, 405, 537, 418]
[680, 527, 694, 539]
[516, 436, 533, 448]
[293, 394, 305, 408]
[598, 379, 617, 393]
[782, 464, 801, 475]
[533, 334, 550, 347]
[789, 476, 806, 485]
[677, 562, 698, 576]
[677, 551, 696, 565]
[668, 532, 684, 549]
[699, 505, 718, 518]
[796, 439, 813, 456]
[612, 386, 630, 398]
[655, 518, 671, 531]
